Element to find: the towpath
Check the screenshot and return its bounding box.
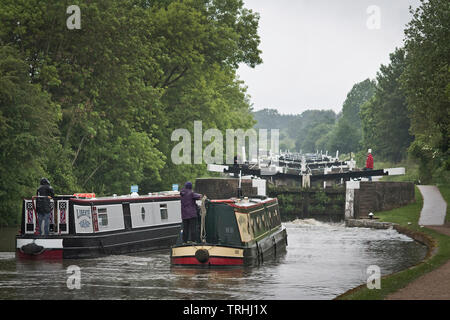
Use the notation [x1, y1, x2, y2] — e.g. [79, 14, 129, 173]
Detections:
[417, 185, 447, 226]
[387, 185, 449, 300]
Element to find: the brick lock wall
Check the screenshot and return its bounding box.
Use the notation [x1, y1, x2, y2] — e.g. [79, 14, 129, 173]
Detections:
[354, 182, 415, 218]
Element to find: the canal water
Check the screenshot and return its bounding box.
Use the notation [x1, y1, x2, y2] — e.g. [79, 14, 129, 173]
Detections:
[0, 219, 426, 300]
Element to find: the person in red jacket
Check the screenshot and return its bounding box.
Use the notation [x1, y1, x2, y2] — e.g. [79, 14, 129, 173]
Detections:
[365, 149, 374, 181]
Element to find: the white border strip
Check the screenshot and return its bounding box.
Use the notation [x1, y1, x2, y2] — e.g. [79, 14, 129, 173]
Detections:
[16, 238, 63, 249]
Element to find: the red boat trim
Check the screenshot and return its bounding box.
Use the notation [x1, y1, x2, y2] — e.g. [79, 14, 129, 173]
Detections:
[171, 256, 244, 266]
[210, 199, 235, 204]
[70, 195, 180, 204]
[16, 249, 63, 260]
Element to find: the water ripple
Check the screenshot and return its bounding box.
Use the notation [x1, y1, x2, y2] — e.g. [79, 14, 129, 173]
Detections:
[0, 219, 426, 300]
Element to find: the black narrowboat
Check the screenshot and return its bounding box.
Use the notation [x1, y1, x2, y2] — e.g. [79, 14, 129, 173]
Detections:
[170, 197, 287, 267]
[16, 192, 182, 259]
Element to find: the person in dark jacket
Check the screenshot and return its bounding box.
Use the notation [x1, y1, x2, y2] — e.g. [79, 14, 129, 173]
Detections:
[36, 178, 55, 236]
[180, 182, 201, 243]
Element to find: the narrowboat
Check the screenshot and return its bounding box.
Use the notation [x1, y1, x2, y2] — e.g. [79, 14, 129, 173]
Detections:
[16, 192, 182, 259]
[170, 197, 287, 267]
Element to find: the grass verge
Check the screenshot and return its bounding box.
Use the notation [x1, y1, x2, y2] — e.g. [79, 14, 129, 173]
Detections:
[336, 186, 450, 300]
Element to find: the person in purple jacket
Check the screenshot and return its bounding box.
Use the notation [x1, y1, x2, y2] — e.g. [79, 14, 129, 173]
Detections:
[180, 182, 202, 243]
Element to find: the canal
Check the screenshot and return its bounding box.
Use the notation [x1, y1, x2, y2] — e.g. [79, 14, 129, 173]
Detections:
[0, 219, 427, 300]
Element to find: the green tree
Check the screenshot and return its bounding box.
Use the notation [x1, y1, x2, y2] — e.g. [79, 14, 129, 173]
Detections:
[302, 122, 335, 153]
[360, 48, 413, 162]
[0, 46, 63, 225]
[328, 118, 362, 154]
[400, 0, 450, 183]
[328, 79, 376, 154]
[0, 0, 262, 224]
[253, 108, 297, 131]
[290, 110, 336, 153]
[144, 0, 261, 190]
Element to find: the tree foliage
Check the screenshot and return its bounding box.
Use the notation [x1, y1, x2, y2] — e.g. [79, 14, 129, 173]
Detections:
[400, 0, 450, 183]
[0, 0, 261, 225]
[290, 110, 336, 153]
[326, 79, 376, 154]
[0, 46, 63, 225]
[252, 108, 337, 153]
[360, 48, 414, 163]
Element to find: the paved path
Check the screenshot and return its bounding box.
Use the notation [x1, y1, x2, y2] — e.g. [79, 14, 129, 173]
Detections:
[387, 260, 450, 300]
[417, 185, 447, 226]
[387, 186, 449, 300]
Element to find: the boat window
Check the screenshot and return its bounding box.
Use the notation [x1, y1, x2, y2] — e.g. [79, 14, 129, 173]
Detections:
[98, 208, 108, 226]
[160, 204, 168, 220]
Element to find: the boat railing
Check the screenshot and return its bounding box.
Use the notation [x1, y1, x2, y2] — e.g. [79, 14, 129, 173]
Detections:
[23, 196, 70, 236]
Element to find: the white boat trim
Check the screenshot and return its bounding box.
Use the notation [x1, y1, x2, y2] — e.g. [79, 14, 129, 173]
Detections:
[16, 238, 63, 249]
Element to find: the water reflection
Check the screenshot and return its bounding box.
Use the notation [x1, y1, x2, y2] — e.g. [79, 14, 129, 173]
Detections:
[0, 220, 427, 300]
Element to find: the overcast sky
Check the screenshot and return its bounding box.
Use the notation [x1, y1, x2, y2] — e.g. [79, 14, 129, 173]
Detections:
[237, 0, 421, 114]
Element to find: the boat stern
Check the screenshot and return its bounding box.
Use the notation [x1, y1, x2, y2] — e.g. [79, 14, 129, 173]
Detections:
[16, 237, 64, 260]
[171, 245, 244, 266]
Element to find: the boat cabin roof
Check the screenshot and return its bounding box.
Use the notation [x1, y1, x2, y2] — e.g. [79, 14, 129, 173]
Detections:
[25, 191, 181, 205]
[210, 197, 276, 209]
[73, 193, 181, 204]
